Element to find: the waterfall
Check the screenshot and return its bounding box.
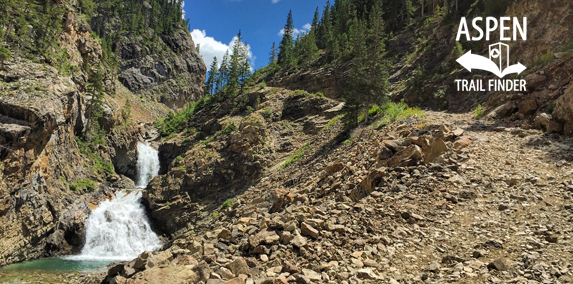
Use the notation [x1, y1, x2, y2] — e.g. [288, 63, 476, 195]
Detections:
[66, 141, 162, 262]
[68, 191, 162, 261]
[135, 142, 160, 188]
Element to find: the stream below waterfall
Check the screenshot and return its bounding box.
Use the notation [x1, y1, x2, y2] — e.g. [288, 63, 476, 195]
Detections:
[0, 142, 161, 283]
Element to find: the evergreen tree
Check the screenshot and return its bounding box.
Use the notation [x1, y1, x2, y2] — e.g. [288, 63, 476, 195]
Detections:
[239, 42, 251, 85]
[311, 7, 320, 38]
[206, 57, 218, 95]
[269, 42, 278, 66]
[342, 16, 367, 128]
[277, 10, 295, 68]
[317, 1, 332, 49]
[217, 50, 230, 93]
[363, 2, 389, 123]
[228, 31, 243, 92]
[302, 30, 319, 63]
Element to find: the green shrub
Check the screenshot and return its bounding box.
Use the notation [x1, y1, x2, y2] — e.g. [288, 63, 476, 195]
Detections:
[70, 179, 96, 191]
[531, 53, 555, 67]
[157, 96, 214, 136]
[559, 40, 573, 53]
[261, 107, 273, 118]
[321, 115, 343, 133]
[176, 155, 184, 161]
[122, 99, 132, 121]
[473, 104, 485, 118]
[222, 123, 236, 134]
[75, 137, 115, 176]
[545, 103, 555, 114]
[451, 42, 464, 60]
[257, 81, 266, 88]
[221, 199, 232, 210]
[371, 101, 424, 127]
[281, 142, 312, 169]
[358, 106, 383, 123]
[433, 89, 446, 99]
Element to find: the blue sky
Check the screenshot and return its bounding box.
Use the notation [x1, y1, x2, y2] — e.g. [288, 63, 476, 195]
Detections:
[184, 0, 327, 70]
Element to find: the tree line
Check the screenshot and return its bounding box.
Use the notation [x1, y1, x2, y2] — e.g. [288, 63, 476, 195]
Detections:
[204, 31, 252, 97]
[266, 0, 510, 127]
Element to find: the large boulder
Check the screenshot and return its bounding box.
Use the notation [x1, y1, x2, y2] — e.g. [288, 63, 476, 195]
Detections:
[487, 102, 517, 118]
[387, 145, 423, 167]
[409, 136, 448, 163]
[552, 84, 573, 135]
[524, 73, 547, 91]
[534, 113, 563, 134]
[518, 99, 538, 115]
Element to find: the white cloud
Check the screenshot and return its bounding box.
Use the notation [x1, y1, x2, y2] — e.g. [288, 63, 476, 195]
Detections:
[278, 23, 311, 37]
[190, 29, 254, 71]
[272, 0, 281, 3]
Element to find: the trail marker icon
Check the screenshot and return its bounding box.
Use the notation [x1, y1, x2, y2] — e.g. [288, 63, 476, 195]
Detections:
[489, 43, 509, 72]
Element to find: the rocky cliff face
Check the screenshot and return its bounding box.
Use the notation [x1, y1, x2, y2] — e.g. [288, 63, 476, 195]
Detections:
[0, 58, 119, 265]
[265, 62, 349, 99]
[0, 0, 206, 266]
[92, 3, 206, 110]
[143, 88, 339, 235]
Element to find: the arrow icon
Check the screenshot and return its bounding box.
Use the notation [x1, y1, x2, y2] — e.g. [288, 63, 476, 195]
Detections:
[456, 51, 526, 78]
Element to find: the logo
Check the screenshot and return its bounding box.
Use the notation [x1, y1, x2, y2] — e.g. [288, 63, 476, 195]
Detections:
[457, 43, 526, 78]
[455, 17, 528, 92]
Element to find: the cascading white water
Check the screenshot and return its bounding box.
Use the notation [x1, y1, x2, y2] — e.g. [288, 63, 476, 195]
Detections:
[66, 141, 162, 262]
[68, 191, 162, 261]
[135, 142, 160, 188]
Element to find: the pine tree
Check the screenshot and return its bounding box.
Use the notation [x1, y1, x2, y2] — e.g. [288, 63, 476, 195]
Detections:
[122, 99, 132, 121]
[239, 42, 251, 85]
[302, 30, 319, 63]
[269, 42, 277, 66]
[228, 30, 244, 92]
[277, 10, 294, 68]
[403, 0, 415, 24]
[317, 1, 332, 49]
[206, 57, 218, 95]
[311, 7, 320, 37]
[342, 16, 367, 128]
[217, 50, 230, 94]
[363, 2, 389, 123]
